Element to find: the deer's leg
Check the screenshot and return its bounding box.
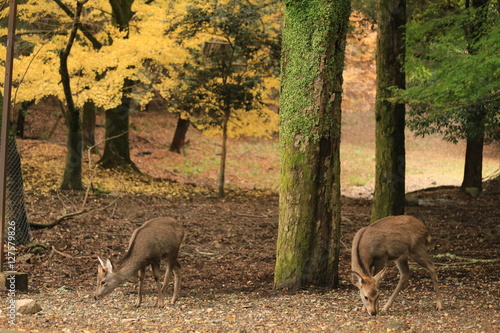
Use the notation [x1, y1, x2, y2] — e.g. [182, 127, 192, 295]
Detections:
[171, 260, 182, 304]
[135, 267, 146, 307]
[152, 262, 164, 307]
[383, 257, 410, 312]
[412, 253, 443, 310]
[161, 259, 173, 295]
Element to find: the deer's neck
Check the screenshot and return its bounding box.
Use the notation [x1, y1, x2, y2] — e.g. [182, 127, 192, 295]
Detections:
[116, 253, 145, 280]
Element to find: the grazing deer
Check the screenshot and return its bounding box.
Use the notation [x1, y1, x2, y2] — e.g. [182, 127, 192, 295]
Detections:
[95, 217, 185, 307]
[351, 215, 443, 315]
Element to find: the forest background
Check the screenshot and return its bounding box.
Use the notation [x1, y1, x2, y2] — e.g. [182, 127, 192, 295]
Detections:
[1, 0, 497, 198]
[0, 0, 498, 332]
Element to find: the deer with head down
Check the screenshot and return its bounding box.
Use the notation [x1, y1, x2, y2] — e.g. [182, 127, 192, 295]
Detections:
[95, 217, 185, 307]
[351, 215, 443, 315]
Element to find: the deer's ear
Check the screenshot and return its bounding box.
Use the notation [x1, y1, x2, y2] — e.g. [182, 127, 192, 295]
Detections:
[374, 268, 386, 286]
[105, 258, 115, 272]
[98, 256, 106, 268]
[351, 271, 364, 288]
[98, 257, 115, 272]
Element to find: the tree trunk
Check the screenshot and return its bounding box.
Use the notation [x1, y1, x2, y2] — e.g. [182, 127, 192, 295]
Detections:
[82, 100, 98, 154]
[461, 136, 484, 191]
[97, 0, 138, 171]
[98, 93, 138, 171]
[15, 100, 33, 139]
[461, 104, 486, 192]
[274, 0, 350, 289]
[60, 110, 83, 190]
[169, 117, 190, 154]
[371, 0, 406, 222]
[60, 1, 85, 191]
[460, 0, 489, 193]
[218, 109, 229, 197]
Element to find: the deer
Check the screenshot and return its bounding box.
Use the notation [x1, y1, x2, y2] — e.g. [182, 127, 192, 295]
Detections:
[351, 215, 443, 315]
[94, 217, 185, 307]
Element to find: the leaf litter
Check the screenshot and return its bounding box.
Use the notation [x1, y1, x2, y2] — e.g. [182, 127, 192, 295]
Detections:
[2, 105, 499, 332]
[1, 169, 498, 332]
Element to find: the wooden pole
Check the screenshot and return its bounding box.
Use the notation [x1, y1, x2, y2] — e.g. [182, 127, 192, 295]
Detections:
[0, 0, 18, 272]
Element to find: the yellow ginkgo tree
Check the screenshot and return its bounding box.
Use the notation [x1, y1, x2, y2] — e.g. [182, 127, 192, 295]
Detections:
[1, 0, 188, 188]
[166, 0, 282, 196]
[1, 0, 281, 194]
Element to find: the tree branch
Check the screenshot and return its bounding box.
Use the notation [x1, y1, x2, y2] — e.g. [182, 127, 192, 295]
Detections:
[29, 199, 119, 229]
[52, 0, 103, 50]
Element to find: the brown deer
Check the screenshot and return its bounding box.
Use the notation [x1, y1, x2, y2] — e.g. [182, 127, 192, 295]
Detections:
[351, 215, 443, 315]
[94, 217, 185, 307]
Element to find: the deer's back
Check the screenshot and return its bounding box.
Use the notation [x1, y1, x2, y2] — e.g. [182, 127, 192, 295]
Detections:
[366, 215, 429, 244]
[352, 215, 430, 269]
[121, 217, 185, 264]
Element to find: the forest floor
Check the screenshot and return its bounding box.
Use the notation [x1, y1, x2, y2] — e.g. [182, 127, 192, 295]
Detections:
[0, 171, 499, 332]
[1, 25, 499, 333]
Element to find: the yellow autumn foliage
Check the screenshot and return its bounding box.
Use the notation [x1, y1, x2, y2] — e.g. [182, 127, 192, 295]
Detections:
[0, 0, 281, 138]
[0, 0, 183, 108]
[164, 0, 282, 138]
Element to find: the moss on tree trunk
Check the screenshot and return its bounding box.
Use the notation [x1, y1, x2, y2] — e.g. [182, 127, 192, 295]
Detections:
[371, 0, 406, 221]
[274, 0, 350, 289]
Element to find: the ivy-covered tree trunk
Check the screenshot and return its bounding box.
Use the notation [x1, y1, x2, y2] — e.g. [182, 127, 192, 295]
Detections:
[371, 0, 406, 222]
[274, 0, 350, 289]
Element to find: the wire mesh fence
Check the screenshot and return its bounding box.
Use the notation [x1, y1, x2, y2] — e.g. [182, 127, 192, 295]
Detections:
[4, 134, 31, 246]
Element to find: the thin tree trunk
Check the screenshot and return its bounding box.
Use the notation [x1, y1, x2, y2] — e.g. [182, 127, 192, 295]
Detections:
[371, 0, 406, 221]
[169, 117, 190, 154]
[218, 109, 229, 197]
[82, 100, 98, 154]
[60, 0, 85, 191]
[274, 0, 350, 289]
